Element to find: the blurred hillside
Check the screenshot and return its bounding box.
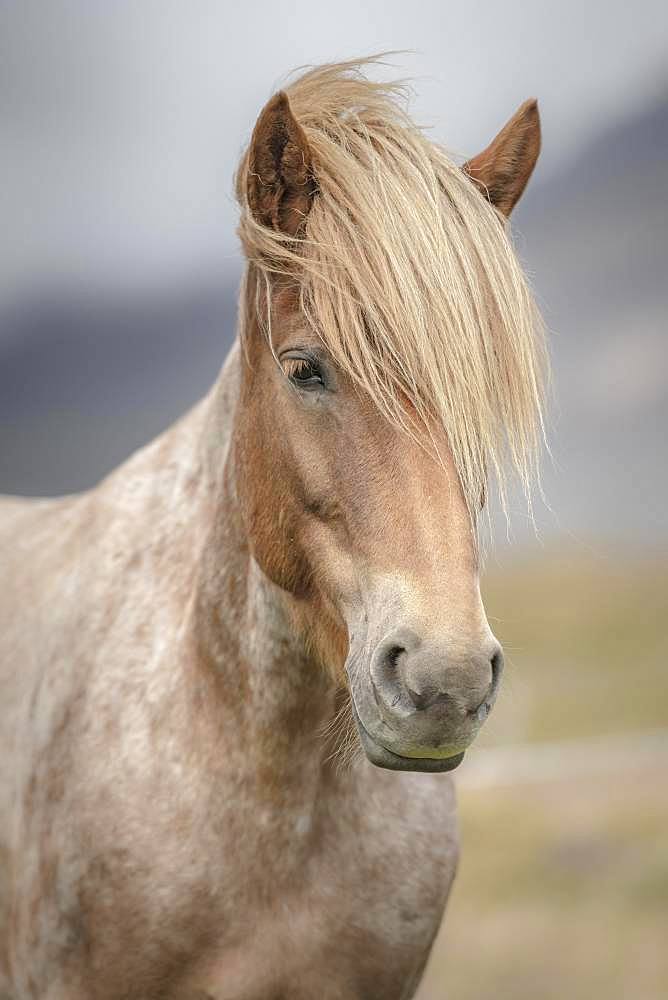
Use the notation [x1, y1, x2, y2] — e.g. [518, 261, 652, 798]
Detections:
[0, 279, 238, 495]
[1, 91, 666, 550]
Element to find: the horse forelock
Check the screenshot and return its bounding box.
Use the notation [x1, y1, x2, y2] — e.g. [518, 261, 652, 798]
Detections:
[236, 57, 548, 524]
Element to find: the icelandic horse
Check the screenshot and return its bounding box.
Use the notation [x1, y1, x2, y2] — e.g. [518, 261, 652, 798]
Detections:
[0, 59, 545, 1000]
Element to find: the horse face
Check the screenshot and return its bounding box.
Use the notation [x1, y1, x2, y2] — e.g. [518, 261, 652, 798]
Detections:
[234, 284, 502, 772]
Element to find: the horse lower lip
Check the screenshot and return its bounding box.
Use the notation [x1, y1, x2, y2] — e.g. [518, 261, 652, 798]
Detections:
[351, 703, 466, 774]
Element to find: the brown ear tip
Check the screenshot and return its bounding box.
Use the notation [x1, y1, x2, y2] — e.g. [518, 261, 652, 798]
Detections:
[272, 90, 290, 110]
[521, 98, 540, 120]
[260, 90, 291, 122]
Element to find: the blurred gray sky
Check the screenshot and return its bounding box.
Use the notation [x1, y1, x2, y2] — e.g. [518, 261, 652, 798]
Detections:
[1, 0, 666, 301]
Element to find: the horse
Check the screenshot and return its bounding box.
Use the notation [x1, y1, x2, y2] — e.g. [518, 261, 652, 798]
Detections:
[0, 59, 546, 999]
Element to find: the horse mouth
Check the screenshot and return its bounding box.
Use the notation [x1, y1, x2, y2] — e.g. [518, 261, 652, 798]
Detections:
[351, 702, 466, 773]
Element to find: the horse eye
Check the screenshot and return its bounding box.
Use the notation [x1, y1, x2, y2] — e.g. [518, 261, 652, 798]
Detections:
[283, 357, 324, 389]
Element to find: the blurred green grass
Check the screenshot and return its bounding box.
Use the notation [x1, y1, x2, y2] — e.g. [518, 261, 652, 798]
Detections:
[480, 545, 668, 743]
[416, 546, 668, 1000]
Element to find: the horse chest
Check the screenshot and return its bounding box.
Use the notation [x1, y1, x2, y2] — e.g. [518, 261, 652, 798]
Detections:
[175, 769, 459, 1000]
[14, 755, 458, 1000]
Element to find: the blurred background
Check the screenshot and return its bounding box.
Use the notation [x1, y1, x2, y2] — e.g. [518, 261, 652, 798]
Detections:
[1, 2, 666, 997]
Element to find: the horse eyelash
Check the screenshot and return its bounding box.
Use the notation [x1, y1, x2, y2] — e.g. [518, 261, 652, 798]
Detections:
[283, 358, 312, 379]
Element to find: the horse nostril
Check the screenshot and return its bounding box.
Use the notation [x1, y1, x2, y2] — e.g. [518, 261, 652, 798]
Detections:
[383, 646, 406, 707]
[370, 643, 410, 711]
[490, 648, 504, 687]
[471, 647, 504, 722]
[386, 645, 405, 670]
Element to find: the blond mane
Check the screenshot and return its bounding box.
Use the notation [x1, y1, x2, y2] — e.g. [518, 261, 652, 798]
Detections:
[237, 57, 547, 520]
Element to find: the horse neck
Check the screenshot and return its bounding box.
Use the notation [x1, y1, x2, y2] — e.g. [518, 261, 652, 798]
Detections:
[190, 345, 339, 802]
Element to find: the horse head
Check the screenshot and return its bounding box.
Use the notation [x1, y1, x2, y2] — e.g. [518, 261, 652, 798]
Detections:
[232, 65, 544, 771]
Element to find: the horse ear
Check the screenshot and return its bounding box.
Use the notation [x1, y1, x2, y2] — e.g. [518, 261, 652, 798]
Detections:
[463, 99, 541, 216]
[246, 91, 316, 237]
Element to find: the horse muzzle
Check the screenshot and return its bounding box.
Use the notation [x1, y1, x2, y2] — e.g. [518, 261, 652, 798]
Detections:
[348, 626, 503, 773]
